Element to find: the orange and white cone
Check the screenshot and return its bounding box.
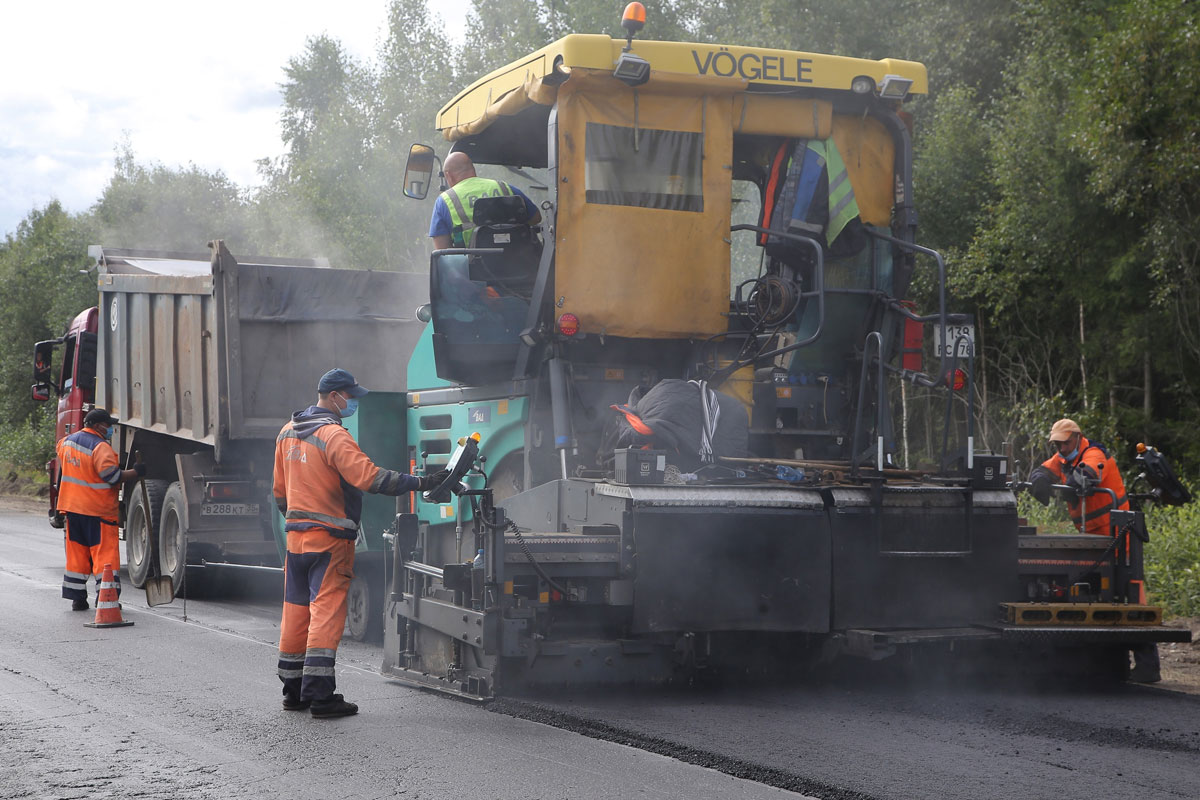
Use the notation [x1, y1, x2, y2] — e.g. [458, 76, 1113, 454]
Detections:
[84, 563, 133, 628]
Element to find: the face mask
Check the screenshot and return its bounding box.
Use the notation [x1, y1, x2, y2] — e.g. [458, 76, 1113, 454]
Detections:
[337, 396, 359, 419]
[1060, 446, 1078, 462]
[106, 426, 114, 441]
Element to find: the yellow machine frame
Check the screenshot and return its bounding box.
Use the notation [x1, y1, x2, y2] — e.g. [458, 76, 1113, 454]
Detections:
[435, 35, 926, 340]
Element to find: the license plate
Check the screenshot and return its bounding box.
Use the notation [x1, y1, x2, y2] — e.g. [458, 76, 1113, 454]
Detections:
[201, 502, 260, 516]
[934, 323, 975, 358]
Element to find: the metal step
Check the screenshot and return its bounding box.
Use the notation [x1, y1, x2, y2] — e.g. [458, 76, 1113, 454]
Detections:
[1001, 602, 1162, 627]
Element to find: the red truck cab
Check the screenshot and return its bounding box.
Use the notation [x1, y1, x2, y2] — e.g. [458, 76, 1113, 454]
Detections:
[32, 307, 99, 526]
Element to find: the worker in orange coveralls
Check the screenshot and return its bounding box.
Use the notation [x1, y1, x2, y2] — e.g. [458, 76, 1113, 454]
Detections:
[56, 408, 145, 611]
[1031, 418, 1160, 683]
[1034, 419, 1129, 535]
[273, 368, 447, 718]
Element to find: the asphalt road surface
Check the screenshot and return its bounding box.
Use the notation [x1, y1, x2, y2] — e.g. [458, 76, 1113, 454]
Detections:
[3, 503, 1198, 799]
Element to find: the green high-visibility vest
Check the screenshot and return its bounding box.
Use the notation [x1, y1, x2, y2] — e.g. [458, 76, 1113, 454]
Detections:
[440, 177, 515, 247]
[806, 138, 860, 247]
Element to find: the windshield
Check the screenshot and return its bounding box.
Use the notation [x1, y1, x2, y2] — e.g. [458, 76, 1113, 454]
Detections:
[731, 179, 763, 297]
[478, 164, 551, 211]
[430, 254, 528, 345]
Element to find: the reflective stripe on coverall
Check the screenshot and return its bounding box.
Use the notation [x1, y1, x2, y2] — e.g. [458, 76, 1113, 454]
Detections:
[277, 528, 355, 702]
[62, 513, 121, 601]
[56, 427, 121, 521]
[56, 426, 123, 600]
[273, 407, 418, 701]
[1039, 436, 1130, 535]
[273, 417, 415, 540]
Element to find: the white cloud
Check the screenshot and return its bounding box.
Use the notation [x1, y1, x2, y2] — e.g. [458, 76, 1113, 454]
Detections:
[0, 0, 472, 236]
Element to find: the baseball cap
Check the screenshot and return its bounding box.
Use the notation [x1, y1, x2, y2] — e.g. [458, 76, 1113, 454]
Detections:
[1048, 418, 1082, 442]
[317, 368, 368, 398]
[84, 408, 118, 429]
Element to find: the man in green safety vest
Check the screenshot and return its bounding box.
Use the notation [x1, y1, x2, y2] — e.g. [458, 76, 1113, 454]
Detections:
[429, 152, 542, 249]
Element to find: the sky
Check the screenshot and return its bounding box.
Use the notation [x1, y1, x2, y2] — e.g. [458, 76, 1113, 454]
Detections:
[0, 0, 471, 237]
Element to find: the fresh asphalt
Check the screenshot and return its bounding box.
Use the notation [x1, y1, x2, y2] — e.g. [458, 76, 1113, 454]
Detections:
[3, 503, 1197, 799]
[0, 506, 804, 800]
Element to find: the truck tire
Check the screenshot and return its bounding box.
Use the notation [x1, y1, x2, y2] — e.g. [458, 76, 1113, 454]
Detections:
[125, 479, 168, 589]
[346, 574, 381, 642]
[159, 481, 205, 597]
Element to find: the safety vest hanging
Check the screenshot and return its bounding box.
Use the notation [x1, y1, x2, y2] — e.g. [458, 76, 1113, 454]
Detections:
[805, 138, 860, 247]
[441, 177, 515, 247]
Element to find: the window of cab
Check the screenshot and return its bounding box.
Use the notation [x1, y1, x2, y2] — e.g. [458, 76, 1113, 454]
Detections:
[583, 123, 703, 212]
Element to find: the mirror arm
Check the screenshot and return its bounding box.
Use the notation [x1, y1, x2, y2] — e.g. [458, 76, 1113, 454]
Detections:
[435, 154, 447, 193]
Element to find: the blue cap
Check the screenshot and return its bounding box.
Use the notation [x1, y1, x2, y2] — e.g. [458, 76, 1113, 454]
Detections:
[317, 368, 368, 398]
[84, 408, 118, 428]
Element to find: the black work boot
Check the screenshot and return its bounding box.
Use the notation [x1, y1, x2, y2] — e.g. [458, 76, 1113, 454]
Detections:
[310, 694, 358, 719]
[282, 693, 311, 711]
[1129, 643, 1162, 684]
[71, 598, 90, 612]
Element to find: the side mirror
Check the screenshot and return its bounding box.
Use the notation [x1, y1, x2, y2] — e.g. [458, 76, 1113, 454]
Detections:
[403, 143, 438, 200]
[31, 383, 50, 402]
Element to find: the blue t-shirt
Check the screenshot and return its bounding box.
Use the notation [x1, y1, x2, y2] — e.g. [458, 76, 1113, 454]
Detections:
[428, 184, 538, 238]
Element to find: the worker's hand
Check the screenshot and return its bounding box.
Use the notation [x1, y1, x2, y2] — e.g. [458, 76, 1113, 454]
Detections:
[418, 469, 451, 493]
[1029, 466, 1053, 506]
[133, 462, 147, 478]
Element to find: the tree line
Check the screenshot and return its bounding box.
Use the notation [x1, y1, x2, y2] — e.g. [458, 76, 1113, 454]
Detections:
[2, 0, 1198, 481]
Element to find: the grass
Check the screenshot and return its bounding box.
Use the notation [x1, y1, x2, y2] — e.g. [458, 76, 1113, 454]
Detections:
[0, 411, 55, 473]
[1144, 500, 1200, 618]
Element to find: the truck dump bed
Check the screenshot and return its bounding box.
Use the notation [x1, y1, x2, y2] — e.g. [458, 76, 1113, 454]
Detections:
[94, 241, 427, 459]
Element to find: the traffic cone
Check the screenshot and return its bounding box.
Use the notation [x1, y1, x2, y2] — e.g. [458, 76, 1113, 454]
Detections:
[84, 563, 133, 628]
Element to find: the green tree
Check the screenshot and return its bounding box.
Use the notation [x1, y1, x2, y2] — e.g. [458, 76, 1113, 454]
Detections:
[1067, 0, 1200, 455]
[0, 202, 97, 431]
[93, 142, 252, 253]
[255, 34, 385, 267]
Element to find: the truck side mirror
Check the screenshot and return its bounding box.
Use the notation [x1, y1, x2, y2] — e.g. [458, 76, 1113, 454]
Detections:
[403, 143, 438, 200]
[31, 383, 50, 402]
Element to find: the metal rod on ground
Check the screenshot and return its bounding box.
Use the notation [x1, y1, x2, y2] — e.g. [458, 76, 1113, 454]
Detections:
[719, 455, 929, 478]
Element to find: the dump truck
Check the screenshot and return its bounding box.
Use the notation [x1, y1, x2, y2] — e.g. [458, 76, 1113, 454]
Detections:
[34, 242, 426, 636]
[374, 8, 1191, 700]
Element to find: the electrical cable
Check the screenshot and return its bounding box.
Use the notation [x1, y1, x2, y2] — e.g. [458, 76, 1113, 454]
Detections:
[509, 521, 577, 601]
[473, 489, 576, 601]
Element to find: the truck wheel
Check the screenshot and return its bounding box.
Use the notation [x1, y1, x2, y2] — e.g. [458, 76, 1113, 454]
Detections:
[159, 481, 204, 597]
[346, 574, 381, 642]
[125, 479, 168, 588]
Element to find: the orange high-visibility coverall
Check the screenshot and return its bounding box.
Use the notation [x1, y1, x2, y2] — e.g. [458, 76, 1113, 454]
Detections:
[56, 425, 123, 601]
[1039, 436, 1129, 535]
[273, 406, 418, 702]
